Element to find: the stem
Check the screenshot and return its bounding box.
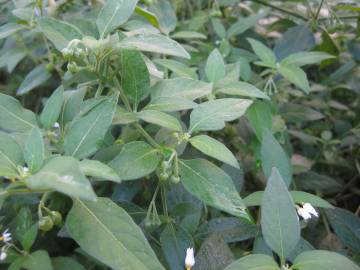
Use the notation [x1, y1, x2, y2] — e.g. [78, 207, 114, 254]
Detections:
[133, 123, 160, 148]
[314, 0, 325, 20]
[160, 185, 168, 218]
[249, 0, 308, 21]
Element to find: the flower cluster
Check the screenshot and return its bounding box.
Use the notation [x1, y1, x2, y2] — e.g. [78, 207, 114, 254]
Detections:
[0, 229, 11, 261]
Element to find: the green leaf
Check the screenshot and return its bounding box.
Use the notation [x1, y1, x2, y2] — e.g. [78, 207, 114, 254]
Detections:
[224, 254, 279, 270]
[149, 0, 177, 35]
[52, 257, 86, 270]
[171, 31, 206, 40]
[325, 208, 360, 253]
[179, 159, 250, 220]
[79, 159, 121, 183]
[0, 48, 27, 73]
[24, 127, 45, 173]
[40, 86, 64, 129]
[274, 25, 315, 61]
[17, 64, 51, 95]
[244, 191, 333, 208]
[119, 34, 190, 59]
[137, 110, 182, 132]
[97, 0, 138, 38]
[227, 12, 266, 38]
[60, 88, 86, 127]
[292, 250, 360, 270]
[26, 156, 96, 201]
[160, 223, 193, 270]
[247, 38, 276, 67]
[0, 131, 24, 178]
[216, 81, 270, 100]
[281, 52, 335, 66]
[211, 18, 226, 39]
[261, 129, 292, 187]
[112, 106, 138, 125]
[205, 48, 226, 83]
[21, 250, 54, 270]
[64, 96, 117, 159]
[66, 198, 166, 270]
[109, 141, 161, 180]
[38, 17, 83, 51]
[0, 23, 26, 40]
[134, 6, 159, 28]
[21, 224, 38, 252]
[261, 168, 300, 260]
[278, 64, 310, 93]
[148, 78, 211, 112]
[189, 98, 253, 133]
[246, 101, 272, 141]
[154, 59, 197, 79]
[120, 50, 150, 107]
[189, 135, 239, 168]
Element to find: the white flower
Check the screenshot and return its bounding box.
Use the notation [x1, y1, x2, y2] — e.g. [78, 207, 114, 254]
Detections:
[53, 122, 60, 129]
[22, 167, 29, 173]
[1, 229, 11, 243]
[185, 248, 195, 270]
[303, 203, 319, 217]
[297, 207, 312, 220]
[0, 251, 6, 261]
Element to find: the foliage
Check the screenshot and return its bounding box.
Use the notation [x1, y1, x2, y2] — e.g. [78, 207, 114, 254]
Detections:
[0, 0, 359, 269]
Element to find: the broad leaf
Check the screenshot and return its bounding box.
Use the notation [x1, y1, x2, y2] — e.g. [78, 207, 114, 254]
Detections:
[211, 18, 226, 39]
[0, 93, 37, 132]
[261, 129, 292, 187]
[244, 191, 333, 208]
[205, 48, 225, 83]
[160, 223, 193, 270]
[148, 78, 211, 111]
[97, 0, 138, 38]
[179, 159, 250, 220]
[325, 208, 360, 253]
[137, 110, 182, 132]
[292, 250, 359, 270]
[216, 81, 270, 100]
[64, 96, 117, 159]
[52, 257, 86, 270]
[149, 0, 177, 35]
[120, 49, 150, 107]
[40, 86, 64, 129]
[109, 141, 161, 180]
[246, 101, 272, 141]
[224, 254, 279, 270]
[38, 17, 83, 51]
[26, 156, 96, 201]
[189, 135, 239, 168]
[0, 23, 26, 40]
[60, 88, 86, 127]
[119, 34, 190, 59]
[154, 59, 197, 79]
[17, 64, 51, 95]
[24, 127, 45, 173]
[189, 98, 253, 133]
[278, 64, 310, 93]
[227, 12, 266, 37]
[0, 48, 27, 73]
[261, 168, 300, 260]
[0, 131, 24, 177]
[281, 51, 335, 66]
[247, 38, 276, 67]
[66, 198, 166, 270]
[20, 250, 54, 270]
[79, 159, 121, 183]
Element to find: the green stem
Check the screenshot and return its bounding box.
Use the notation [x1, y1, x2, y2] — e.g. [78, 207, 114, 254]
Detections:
[250, 0, 308, 21]
[133, 123, 160, 148]
[314, 0, 325, 20]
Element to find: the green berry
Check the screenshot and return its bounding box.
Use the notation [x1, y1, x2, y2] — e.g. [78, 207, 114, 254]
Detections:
[39, 216, 54, 232]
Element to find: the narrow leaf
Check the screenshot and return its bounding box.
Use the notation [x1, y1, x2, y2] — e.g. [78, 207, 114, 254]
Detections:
[137, 110, 182, 132]
[40, 86, 64, 129]
[24, 127, 45, 173]
[205, 48, 226, 83]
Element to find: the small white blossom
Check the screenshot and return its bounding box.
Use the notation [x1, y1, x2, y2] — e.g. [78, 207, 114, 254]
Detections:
[22, 167, 29, 173]
[303, 203, 319, 217]
[297, 207, 312, 220]
[185, 248, 195, 269]
[53, 122, 60, 129]
[1, 229, 11, 243]
[0, 251, 6, 261]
